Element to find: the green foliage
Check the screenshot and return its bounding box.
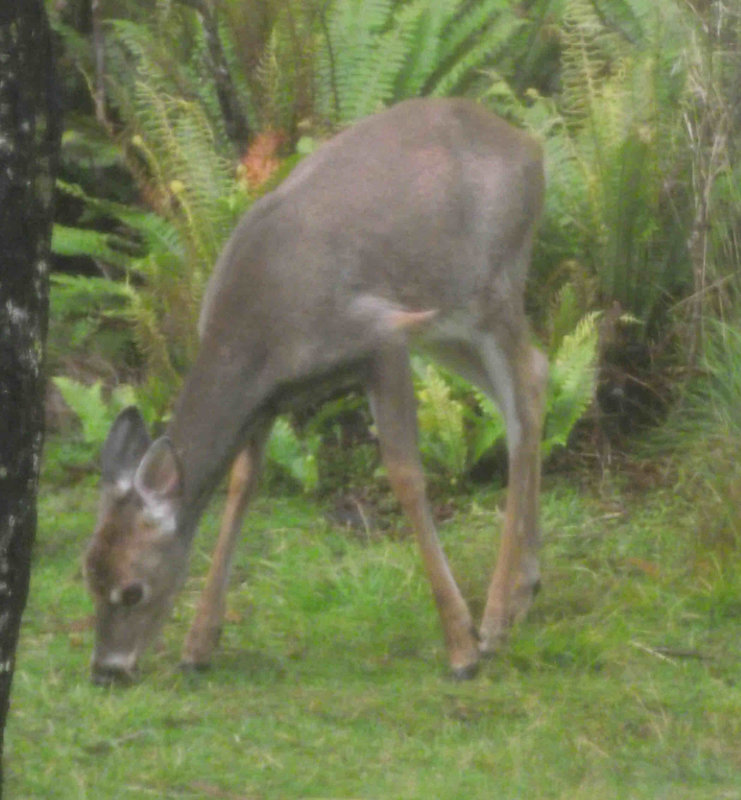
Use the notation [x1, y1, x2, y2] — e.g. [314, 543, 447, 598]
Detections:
[105, 14, 253, 409]
[53, 377, 136, 450]
[697, 322, 741, 443]
[45, 0, 741, 494]
[414, 359, 469, 487]
[678, 0, 741, 339]
[50, 377, 138, 475]
[316, 0, 523, 125]
[412, 310, 599, 485]
[52, 225, 134, 269]
[51, 183, 200, 422]
[51, 23, 253, 417]
[48, 272, 135, 377]
[706, 160, 741, 306]
[223, 0, 323, 133]
[659, 319, 741, 546]
[266, 418, 321, 494]
[517, 0, 694, 334]
[467, 389, 507, 468]
[50, 2, 255, 418]
[543, 311, 599, 458]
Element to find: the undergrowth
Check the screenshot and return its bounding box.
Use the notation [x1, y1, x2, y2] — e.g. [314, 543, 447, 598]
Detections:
[6, 468, 741, 799]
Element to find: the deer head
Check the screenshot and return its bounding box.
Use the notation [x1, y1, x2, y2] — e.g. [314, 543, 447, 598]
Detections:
[84, 407, 188, 684]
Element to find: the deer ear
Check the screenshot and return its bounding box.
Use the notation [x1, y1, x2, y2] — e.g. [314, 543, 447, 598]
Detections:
[134, 437, 183, 510]
[102, 407, 151, 486]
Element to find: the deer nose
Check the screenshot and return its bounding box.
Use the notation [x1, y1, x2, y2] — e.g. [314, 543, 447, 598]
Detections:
[90, 653, 138, 686]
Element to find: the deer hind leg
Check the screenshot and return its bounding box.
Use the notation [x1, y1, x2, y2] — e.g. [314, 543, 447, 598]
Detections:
[474, 332, 548, 655]
[366, 343, 480, 679]
[181, 428, 269, 669]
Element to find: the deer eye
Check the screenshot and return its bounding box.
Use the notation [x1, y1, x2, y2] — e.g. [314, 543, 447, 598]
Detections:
[120, 583, 145, 608]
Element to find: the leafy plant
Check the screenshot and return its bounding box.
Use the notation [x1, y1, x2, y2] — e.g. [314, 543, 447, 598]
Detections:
[47, 272, 136, 378]
[51, 184, 194, 422]
[315, 0, 524, 125]
[54, 378, 137, 450]
[659, 319, 741, 547]
[413, 359, 469, 487]
[245, 1, 324, 133]
[543, 311, 599, 458]
[412, 309, 599, 485]
[521, 0, 693, 333]
[468, 389, 507, 469]
[266, 418, 321, 494]
[679, 0, 741, 361]
[44, 0, 741, 500]
[50, 61, 252, 419]
[50, 377, 138, 475]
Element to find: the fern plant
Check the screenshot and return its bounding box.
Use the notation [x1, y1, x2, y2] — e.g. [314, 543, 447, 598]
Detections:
[413, 358, 469, 487]
[523, 0, 692, 332]
[266, 418, 322, 494]
[51, 6, 254, 421]
[315, 0, 523, 125]
[51, 377, 139, 472]
[543, 311, 599, 458]
[411, 307, 599, 486]
[52, 191, 250, 423]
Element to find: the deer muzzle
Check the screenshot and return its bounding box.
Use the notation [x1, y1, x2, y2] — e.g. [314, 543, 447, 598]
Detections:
[90, 651, 139, 686]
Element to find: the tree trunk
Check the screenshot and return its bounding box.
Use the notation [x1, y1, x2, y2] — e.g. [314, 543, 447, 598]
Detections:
[176, 0, 251, 152]
[0, 0, 60, 794]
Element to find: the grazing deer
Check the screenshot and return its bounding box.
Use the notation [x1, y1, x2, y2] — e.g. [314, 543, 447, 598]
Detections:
[84, 97, 547, 685]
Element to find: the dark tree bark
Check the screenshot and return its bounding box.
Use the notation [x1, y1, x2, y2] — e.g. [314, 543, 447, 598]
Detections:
[0, 0, 60, 793]
[176, 0, 251, 152]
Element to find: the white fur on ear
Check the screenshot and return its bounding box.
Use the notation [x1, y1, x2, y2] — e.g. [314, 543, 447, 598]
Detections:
[141, 499, 178, 535]
[112, 474, 135, 500]
[134, 438, 183, 534]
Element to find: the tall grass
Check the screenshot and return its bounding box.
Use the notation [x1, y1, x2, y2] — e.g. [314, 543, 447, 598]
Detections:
[658, 319, 741, 548]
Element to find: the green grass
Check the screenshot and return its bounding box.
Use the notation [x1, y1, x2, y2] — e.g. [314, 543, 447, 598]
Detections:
[6, 472, 741, 799]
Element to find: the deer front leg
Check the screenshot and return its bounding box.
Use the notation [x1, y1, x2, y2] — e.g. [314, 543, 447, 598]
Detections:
[181, 432, 267, 668]
[479, 344, 547, 654]
[366, 345, 480, 679]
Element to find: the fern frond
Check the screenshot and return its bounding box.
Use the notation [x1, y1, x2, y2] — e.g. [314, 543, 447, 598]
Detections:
[52, 225, 133, 269]
[560, 0, 618, 125]
[316, 0, 526, 123]
[433, 17, 524, 97]
[266, 418, 321, 493]
[391, 0, 450, 97]
[414, 360, 468, 482]
[50, 273, 133, 319]
[56, 180, 185, 258]
[544, 311, 600, 457]
[429, 0, 520, 95]
[470, 389, 507, 465]
[317, 0, 395, 123]
[342, 17, 414, 120]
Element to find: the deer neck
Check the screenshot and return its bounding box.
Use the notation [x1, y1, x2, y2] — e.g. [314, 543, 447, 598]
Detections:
[165, 347, 271, 537]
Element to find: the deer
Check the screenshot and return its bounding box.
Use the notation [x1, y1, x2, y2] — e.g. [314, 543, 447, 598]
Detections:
[84, 97, 548, 685]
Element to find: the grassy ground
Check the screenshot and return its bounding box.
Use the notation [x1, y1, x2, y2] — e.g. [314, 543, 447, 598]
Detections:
[5, 467, 741, 799]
